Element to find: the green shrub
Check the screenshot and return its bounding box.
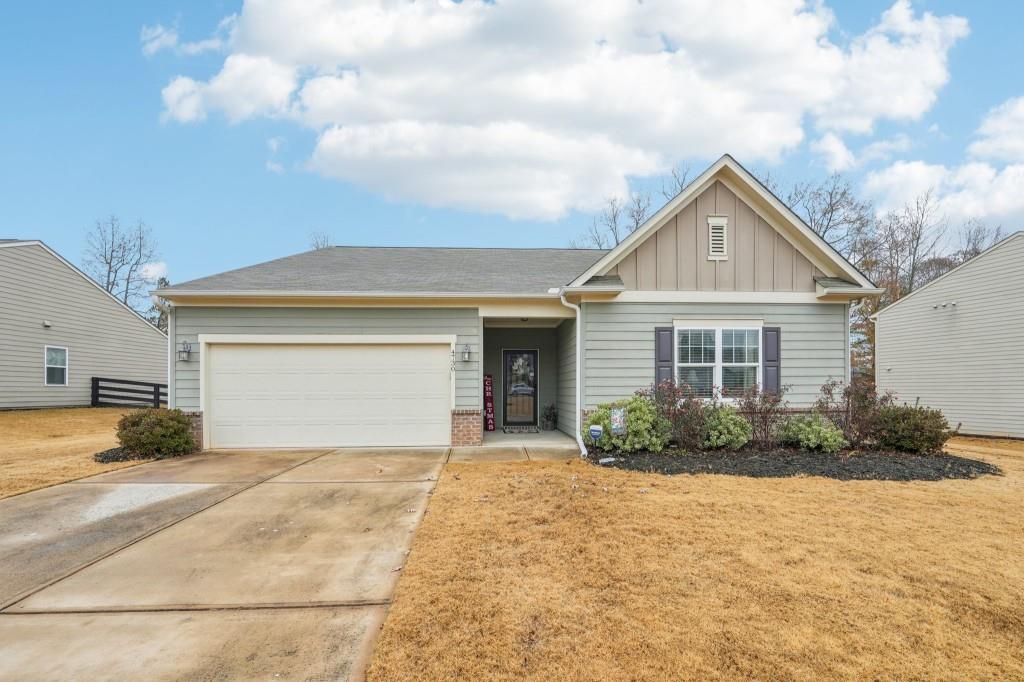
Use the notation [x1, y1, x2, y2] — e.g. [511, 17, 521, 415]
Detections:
[779, 414, 848, 454]
[117, 408, 197, 459]
[873, 405, 951, 454]
[584, 395, 670, 454]
[637, 380, 708, 450]
[701, 406, 752, 450]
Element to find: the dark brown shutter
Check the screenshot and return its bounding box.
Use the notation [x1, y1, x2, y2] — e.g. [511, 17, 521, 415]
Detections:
[655, 326, 674, 385]
[762, 326, 781, 394]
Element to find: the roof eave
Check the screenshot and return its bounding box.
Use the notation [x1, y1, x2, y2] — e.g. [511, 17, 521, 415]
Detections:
[154, 289, 564, 301]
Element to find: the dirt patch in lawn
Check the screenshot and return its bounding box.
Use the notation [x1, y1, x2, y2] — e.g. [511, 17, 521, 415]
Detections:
[0, 408, 148, 499]
[366, 436, 1024, 681]
[599, 448, 1000, 481]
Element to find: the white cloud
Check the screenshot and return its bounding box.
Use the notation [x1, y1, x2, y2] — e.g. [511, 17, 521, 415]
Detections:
[155, 0, 968, 219]
[309, 120, 661, 219]
[140, 261, 168, 281]
[267, 136, 285, 154]
[969, 96, 1024, 162]
[863, 160, 1024, 225]
[161, 55, 295, 124]
[812, 133, 910, 172]
[140, 17, 234, 57]
[265, 160, 284, 173]
[813, 0, 968, 133]
[140, 24, 179, 57]
[811, 133, 856, 172]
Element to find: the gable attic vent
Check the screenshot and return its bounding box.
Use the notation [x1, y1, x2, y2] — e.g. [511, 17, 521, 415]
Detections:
[707, 215, 728, 261]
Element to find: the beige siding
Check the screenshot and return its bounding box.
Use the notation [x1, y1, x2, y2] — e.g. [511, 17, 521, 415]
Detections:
[876, 233, 1024, 438]
[0, 244, 167, 409]
[556, 318, 577, 437]
[606, 181, 817, 292]
[581, 301, 848, 407]
[170, 306, 480, 411]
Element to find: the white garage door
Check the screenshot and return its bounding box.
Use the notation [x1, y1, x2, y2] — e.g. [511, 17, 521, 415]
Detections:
[206, 343, 452, 448]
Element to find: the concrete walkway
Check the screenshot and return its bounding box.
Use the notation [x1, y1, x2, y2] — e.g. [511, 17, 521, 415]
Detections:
[0, 447, 447, 681]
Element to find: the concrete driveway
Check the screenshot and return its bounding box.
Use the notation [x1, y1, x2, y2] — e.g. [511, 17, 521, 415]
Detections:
[0, 447, 447, 681]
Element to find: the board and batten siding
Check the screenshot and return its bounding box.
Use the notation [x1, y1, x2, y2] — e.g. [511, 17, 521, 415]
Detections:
[556, 318, 577, 437]
[581, 302, 848, 408]
[170, 306, 481, 411]
[606, 180, 823, 292]
[876, 233, 1024, 438]
[0, 243, 167, 409]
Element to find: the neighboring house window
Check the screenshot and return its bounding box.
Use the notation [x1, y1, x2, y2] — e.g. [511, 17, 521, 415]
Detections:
[707, 215, 728, 260]
[675, 325, 761, 397]
[44, 346, 68, 386]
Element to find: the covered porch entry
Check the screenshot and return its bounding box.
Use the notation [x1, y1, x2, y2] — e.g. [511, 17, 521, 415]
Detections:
[481, 314, 577, 444]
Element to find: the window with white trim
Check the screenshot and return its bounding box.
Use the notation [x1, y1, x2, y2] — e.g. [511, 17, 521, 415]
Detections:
[675, 325, 760, 398]
[44, 346, 68, 386]
[707, 215, 728, 260]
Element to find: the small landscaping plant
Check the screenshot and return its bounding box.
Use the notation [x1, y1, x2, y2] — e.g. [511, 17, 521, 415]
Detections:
[701, 405, 752, 450]
[584, 395, 670, 454]
[106, 408, 197, 461]
[638, 380, 707, 450]
[873, 404, 952, 454]
[734, 384, 789, 448]
[814, 378, 894, 447]
[779, 413, 848, 454]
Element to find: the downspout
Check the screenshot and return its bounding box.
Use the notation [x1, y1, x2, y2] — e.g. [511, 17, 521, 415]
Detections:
[557, 290, 588, 458]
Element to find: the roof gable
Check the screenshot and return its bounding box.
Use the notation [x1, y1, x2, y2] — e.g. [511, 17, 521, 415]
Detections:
[874, 231, 1024, 318]
[0, 240, 167, 338]
[569, 155, 876, 291]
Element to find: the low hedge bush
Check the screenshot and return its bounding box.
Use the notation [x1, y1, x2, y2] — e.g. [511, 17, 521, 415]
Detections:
[701, 406, 752, 450]
[873, 404, 951, 454]
[638, 380, 708, 450]
[116, 408, 197, 459]
[584, 395, 670, 454]
[779, 413, 848, 454]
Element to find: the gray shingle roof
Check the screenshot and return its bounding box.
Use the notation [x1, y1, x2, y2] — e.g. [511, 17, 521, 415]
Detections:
[814, 276, 859, 288]
[164, 246, 607, 296]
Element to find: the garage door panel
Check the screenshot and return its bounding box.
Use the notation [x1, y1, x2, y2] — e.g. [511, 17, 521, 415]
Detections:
[207, 344, 452, 447]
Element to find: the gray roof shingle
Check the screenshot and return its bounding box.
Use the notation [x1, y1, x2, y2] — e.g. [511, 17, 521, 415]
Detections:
[164, 246, 607, 296]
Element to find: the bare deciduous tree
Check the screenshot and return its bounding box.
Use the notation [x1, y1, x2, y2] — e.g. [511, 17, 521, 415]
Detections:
[660, 164, 691, 200]
[571, 191, 656, 249]
[953, 218, 1003, 264]
[784, 174, 875, 268]
[83, 216, 159, 312]
[148, 276, 171, 332]
[309, 231, 332, 250]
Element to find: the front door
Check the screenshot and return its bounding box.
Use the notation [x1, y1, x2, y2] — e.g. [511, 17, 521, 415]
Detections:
[503, 349, 538, 427]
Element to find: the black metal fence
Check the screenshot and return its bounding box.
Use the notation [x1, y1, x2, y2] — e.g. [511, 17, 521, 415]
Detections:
[91, 377, 167, 408]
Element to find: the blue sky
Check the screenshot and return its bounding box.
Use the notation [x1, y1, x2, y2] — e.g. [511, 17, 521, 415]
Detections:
[2, 1, 1022, 285]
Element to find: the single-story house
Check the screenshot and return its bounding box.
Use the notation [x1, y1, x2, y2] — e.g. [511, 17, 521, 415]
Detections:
[0, 240, 168, 409]
[156, 155, 881, 450]
[875, 231, 1024, 438]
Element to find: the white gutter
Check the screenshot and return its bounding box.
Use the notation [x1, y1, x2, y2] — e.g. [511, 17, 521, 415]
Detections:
[153, 289, 563, 300]
[556, 289, 588, 458]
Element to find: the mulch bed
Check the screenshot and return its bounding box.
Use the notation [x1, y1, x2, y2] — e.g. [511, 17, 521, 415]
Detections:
[595, 448, 1002, 481]
[93, 447, 147, 463]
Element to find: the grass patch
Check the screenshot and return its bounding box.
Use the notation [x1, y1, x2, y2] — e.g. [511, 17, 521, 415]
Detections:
[367, 437, 1024, 681]
[0, 407, 149, 498]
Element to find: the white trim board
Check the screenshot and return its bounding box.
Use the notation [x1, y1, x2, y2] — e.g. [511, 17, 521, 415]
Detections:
[584, 291, 844, 304]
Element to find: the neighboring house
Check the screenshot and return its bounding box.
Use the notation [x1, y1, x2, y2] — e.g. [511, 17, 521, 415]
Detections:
[0, 240, 168, 409]
[875, 231, 1024, 438]
[156, 155, 881, 450]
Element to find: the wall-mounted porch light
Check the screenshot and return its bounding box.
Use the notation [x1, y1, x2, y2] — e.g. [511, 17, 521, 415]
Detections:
[461, 344, 471, 362]
[177, 340, 192, 362]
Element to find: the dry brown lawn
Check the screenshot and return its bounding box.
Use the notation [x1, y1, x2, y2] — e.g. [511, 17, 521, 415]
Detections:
[0, 407, 146, 498]
[368, 437, 1024, 681]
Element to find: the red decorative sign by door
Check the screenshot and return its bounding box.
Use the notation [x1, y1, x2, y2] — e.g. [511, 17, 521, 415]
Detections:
[483, 374, 496, 431]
